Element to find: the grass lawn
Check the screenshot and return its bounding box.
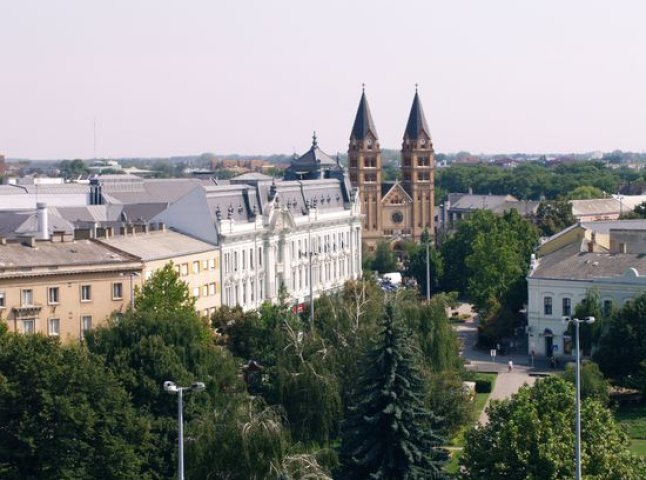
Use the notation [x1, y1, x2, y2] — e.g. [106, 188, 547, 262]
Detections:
[614, 403, 646, 457]
[444, 372, 498, 474]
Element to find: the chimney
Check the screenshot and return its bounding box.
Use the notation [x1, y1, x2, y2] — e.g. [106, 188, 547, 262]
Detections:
[143, 223, 149, 234]
[158, 221, 166, 232]
[20, 235, 36, 248]
[120, 223, 127, 236]
[36, 202, 49, 240]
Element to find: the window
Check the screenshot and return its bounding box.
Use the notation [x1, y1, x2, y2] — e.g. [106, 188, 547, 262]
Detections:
[258, 247, 262, 266]
[202, 285, 208, 297]
[181, 263, 189, 276]
[193, 287, 200, 298]
[234, 252, 238, 271]
[603, 300, 613, 317]
[209, 258, 216, 271]
[112, 282, 123, 300]
[81, 315, 92, 335]
[48, 287, 60, 305]
[209, 283, 216, 296]
[202, 259, 209, 270]
[21, 289, 34, 306]
[0, 291, 6, 308]
[48, 318, 60, 336]
[242, 250, 247, 269]
[562, 297, 571, 317]
[203, 309, 209, 317]
[81, 285, 92, 302]
[250, 249, 254, 268]
[23, 319, 35, 334]
[193, 261, 200, 274]
[543, 296, 552, 315]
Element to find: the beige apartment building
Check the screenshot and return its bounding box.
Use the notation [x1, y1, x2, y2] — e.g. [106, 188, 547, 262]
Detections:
[99, 229, 221, 317]
[0, 237, 142, 341]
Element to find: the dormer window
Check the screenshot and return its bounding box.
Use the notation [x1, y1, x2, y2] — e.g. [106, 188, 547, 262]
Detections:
[420, 138, 426, 146]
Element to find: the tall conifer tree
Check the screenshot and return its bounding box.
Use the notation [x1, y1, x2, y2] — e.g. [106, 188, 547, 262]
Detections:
[337, 304, 446, 480]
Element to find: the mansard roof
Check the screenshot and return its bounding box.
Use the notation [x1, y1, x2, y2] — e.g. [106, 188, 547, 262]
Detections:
[351, 89, 378, 140]
[404, 90, 431, 139]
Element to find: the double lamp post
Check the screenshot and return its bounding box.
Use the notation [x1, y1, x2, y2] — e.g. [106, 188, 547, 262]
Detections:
[562, 315, 595, 480]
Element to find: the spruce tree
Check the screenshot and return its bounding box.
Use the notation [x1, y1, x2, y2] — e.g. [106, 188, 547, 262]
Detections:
[337, 304, 446, 480]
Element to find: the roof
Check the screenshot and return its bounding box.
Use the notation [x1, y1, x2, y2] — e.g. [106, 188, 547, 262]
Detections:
[450, 194, 518, 211]
[0, 209, 74, 237]
[351, 90, 378, 140]
[404, 91, 431, 139]
[579, 219, 646, 234]
[530, 241, 646, 281]
[101, 178, 202, 204]
[231, 172, 273, 182]
[0, 239, 136, 271]
[99, 230, 216, 261]
[289, 137, 338, 173]
[571, 198, 621, 217]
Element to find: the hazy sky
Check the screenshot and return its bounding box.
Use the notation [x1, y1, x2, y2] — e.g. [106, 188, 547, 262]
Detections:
[2, 0, 646, 159]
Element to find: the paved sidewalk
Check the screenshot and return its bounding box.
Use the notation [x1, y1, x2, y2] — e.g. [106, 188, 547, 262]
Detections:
[450, 303, 548, 424]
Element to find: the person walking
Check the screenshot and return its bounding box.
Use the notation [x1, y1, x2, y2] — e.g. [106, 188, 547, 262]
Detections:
[508, 360, 513, 372]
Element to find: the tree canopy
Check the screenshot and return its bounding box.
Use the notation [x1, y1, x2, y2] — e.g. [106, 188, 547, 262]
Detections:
[461, 376, 644, 480]
[0, 329, 149, 480]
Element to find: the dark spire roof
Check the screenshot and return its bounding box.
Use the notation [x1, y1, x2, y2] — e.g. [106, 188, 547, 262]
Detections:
[404, 88, 431, 139]
[350, 86, 378, 140]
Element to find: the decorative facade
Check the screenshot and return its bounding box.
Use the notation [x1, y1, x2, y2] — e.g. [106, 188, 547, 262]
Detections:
[348, 87, 435, 247]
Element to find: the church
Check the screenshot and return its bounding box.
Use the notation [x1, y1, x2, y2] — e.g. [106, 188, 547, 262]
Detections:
[348, 88, 436, 249]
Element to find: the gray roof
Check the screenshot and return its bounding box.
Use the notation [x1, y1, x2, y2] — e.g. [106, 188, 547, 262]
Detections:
[289, 136, 338, 173]
[0, 209, 73, 237]
[230, 172, 273, 182]
[450, 194, 518, 211]
[571, 198, 621, 216]
[0, 239, 136, 271]
[580, 219, 646, 234]
[351, 90, 378, 140]
[404, 91, 431, 139]
[99, 230, 216, 261]
[101, 178, 201, 204]
[531, 241, 646, 280]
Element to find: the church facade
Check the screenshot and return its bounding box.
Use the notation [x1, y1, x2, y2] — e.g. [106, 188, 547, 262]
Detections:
[348, 89, 436, 248]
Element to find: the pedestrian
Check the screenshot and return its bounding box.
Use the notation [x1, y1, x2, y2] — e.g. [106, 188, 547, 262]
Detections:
[508, 360, 513, 372]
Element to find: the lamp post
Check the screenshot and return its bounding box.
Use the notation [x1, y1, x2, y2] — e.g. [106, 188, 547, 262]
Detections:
[421, 229, 430, 301]
[129, 272, 140, 310]
[562, 315, 595, 480]
[163, 381, 206, 480]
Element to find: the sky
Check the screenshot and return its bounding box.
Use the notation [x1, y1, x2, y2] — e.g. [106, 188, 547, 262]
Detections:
[1, 0, 646, 159]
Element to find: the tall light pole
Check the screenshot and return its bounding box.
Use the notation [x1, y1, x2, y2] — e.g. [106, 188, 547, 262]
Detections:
[562, 315, 595, 480]
[421, 229, 430, 301]
[164, 381, 206, 480]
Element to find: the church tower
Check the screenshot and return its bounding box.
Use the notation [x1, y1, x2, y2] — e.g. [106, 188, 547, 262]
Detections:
[401, 88, 435, 241]
[349, 86, 383, 245]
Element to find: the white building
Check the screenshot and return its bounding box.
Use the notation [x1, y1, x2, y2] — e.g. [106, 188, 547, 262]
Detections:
[527, 220, 646, 358]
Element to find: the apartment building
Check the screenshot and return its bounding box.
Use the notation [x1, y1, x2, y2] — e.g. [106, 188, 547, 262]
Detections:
[0, 237, 141, 341]
[99, 229, 221, 317]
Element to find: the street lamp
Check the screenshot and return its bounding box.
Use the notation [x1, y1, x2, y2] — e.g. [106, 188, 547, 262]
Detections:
[164, 381, 206, 480]
[562, 315, 595, 480]
[421, 229, 431, 301]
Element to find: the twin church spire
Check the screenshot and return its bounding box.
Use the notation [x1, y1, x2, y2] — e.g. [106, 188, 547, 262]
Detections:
[350, 86, 432, 143]
[348, 86, 436, 244]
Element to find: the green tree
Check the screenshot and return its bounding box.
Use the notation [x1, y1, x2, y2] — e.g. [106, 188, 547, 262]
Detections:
[0, 329, 149, 480]
[58, 158, 89, 178]
[568, 288, 604, 356]
[595, 292, 646, 396]
[338, 304, 446, 479]
[85, 267, 241, 479]
[562, 360, 609, 404]
[134, 262, 195, 316]
[535, 200, 576, 236]
[461, 376, 644, 480]
[371, 239, 398, 274]
[567, 185, 605, 200]
[404, 238, 443, 296]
